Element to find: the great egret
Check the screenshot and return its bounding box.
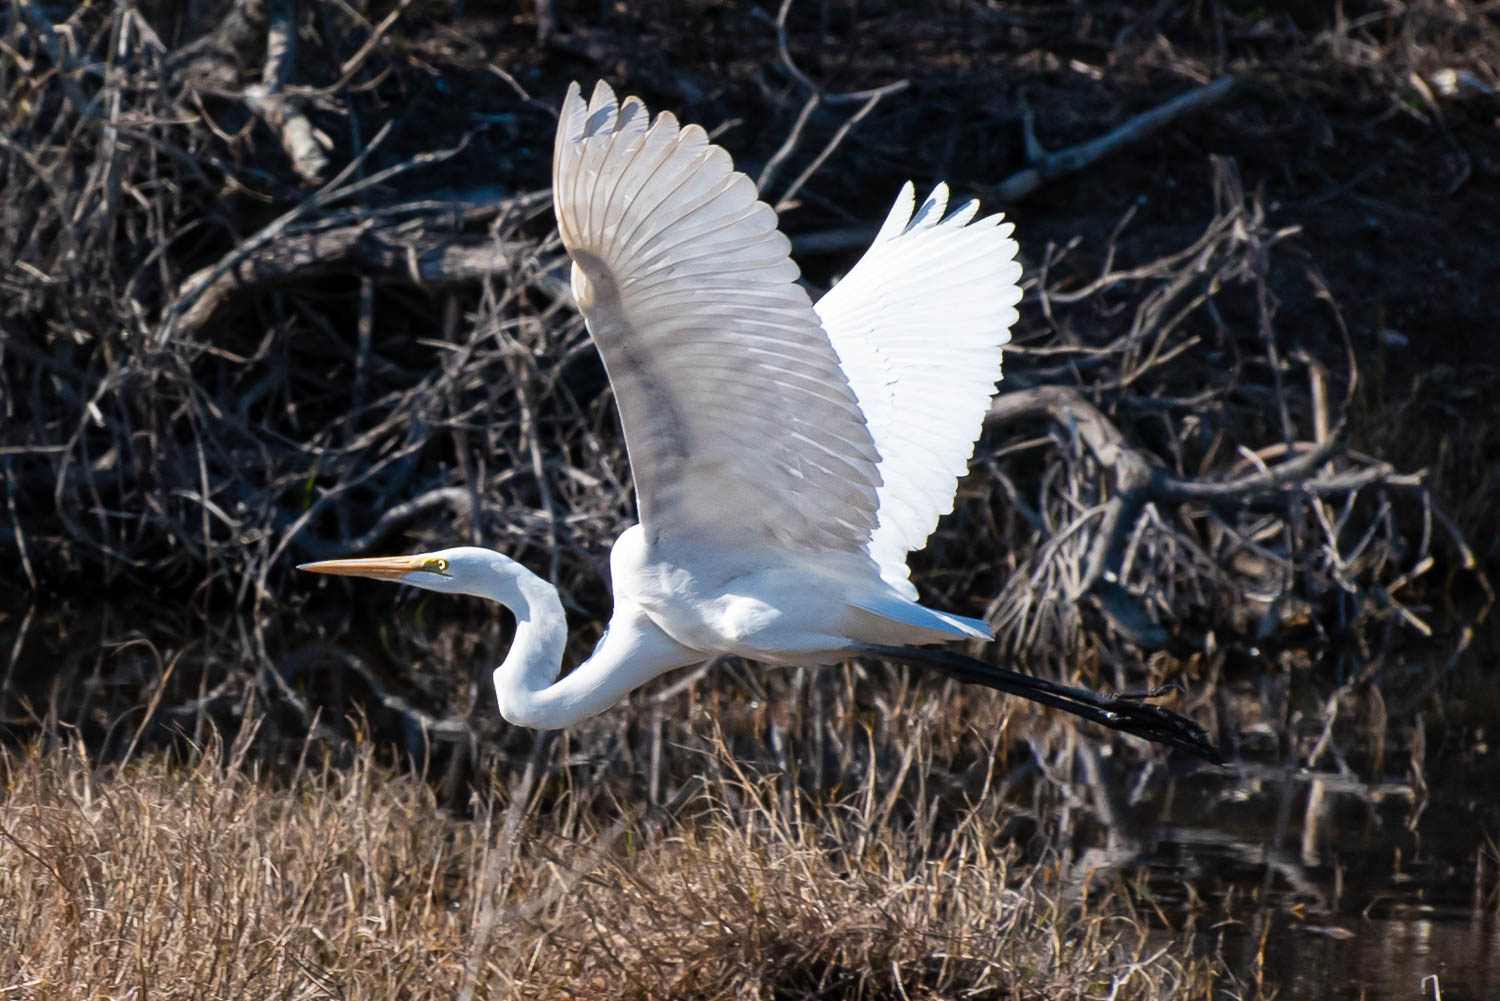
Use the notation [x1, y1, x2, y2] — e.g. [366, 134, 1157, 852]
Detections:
[301, 81, 1218, 760]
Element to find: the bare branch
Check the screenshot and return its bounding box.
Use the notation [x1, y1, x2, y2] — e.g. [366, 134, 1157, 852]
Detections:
[242, 0, 330, 182]
[997, 76, 1237, 201]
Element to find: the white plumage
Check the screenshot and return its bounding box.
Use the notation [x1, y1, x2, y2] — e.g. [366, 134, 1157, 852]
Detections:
[552, 82, 884, 555]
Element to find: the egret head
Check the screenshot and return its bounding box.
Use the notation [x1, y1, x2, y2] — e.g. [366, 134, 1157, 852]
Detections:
[298, 546, 509, 596]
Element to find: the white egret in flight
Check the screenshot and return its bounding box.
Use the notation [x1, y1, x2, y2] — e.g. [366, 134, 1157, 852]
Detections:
[302, 82, 1218, 759]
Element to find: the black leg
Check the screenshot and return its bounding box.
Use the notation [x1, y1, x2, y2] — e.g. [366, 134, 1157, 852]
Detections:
[852, 643, 1223, 763]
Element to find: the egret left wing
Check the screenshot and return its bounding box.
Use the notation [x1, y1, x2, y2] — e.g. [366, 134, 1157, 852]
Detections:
[553, 81, 882, 553]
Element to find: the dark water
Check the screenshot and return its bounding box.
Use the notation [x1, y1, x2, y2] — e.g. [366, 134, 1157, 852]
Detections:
[1034, 622, 1500, 1001]
[1099, 739, 1500, 999]
[1245, 907, 1496, 1001]
[1154, 768, 1497, 999]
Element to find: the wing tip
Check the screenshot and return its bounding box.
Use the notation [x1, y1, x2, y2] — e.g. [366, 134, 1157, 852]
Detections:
[872, 182, 917, 245]
[557, 81, 587, 138]
[877, 180, 1026, 244]
[587, 79, 618, 116]
[911, 183, 950, 230]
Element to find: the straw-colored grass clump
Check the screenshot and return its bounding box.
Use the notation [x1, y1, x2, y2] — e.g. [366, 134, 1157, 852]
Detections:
[0, 731, 1217, 999]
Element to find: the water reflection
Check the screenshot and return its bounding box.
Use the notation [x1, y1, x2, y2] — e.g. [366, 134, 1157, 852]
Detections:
[1085, 755, 1500, 1000]
[1237, 907, 1498, 1001]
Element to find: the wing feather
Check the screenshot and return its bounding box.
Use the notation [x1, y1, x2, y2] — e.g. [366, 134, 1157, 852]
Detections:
[554, 81, 883, 553]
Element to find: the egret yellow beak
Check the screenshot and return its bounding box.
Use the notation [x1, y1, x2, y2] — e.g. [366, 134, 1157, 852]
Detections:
[297, 554, 450, 580]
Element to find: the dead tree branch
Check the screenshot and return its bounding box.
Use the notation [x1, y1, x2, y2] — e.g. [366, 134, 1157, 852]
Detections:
[242, 0, 329, 183]
[172, 223, 542, 337]
[985, 372, 1480, 655]
[997, 76, 1237, 201]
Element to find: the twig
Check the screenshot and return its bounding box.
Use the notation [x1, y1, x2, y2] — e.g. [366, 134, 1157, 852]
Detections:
[242, 0, 330, 183]
[330, 0, 414, 91]
[996, 76, 1237, 201]
[769, 0, 907, 104]
[12, 0, 98, 116]
[774, 80, 906, 213]
[757, 0, 907, 211]
[758, 91, 819, 195]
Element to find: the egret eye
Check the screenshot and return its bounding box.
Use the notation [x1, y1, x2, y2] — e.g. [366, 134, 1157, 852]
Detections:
[427, 557, 450, 575]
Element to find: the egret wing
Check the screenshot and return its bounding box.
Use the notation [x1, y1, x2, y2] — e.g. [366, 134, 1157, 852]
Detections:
[553, 81, 882, 552]
[815, 183, 1022, 597]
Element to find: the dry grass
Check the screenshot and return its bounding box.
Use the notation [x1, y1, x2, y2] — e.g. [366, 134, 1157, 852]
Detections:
[0, 728, 1229, 1000]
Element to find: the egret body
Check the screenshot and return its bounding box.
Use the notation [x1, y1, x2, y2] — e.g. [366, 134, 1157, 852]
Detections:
[302, 82, 1218, 759]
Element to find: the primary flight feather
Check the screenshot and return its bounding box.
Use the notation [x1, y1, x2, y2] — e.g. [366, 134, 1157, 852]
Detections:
[301, 81, 1219, 760]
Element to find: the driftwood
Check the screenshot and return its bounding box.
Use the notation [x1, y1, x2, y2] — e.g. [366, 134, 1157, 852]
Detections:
[161, 144, 552, 340]
[983, 384, 1475, 653]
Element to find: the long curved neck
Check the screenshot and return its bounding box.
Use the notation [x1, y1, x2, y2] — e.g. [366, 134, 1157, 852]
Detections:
[466, 554, 699, 729]
[477, 562, 571, 727]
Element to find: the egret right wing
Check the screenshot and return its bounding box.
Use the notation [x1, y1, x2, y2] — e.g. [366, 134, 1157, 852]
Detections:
[553, 81, 882, 553]
[815, 183, 1023, 598]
